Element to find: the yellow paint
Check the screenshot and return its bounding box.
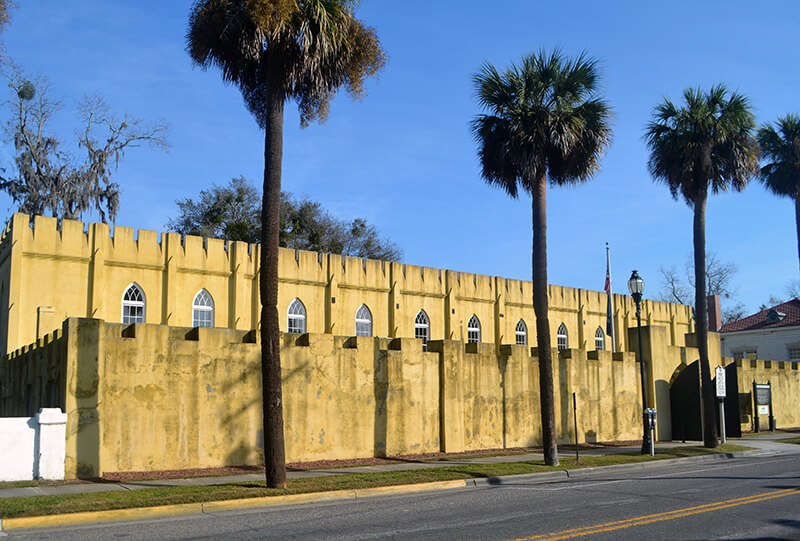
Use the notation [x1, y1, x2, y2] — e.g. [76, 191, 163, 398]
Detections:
[0, 480, 471, 531]
[0, 213, 693, 355]
[0, 503, 205, 531]
[3, 318, 642, 478]
[731, 357, 800, 432]
[509, 487, 800, 540]
[0, 214, 797, 478]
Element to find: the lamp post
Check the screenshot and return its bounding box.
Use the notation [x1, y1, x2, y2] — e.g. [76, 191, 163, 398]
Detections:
[628, 270, 652, 455]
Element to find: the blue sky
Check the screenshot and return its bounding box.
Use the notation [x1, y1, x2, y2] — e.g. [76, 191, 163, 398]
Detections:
[1, 1, 798, 315]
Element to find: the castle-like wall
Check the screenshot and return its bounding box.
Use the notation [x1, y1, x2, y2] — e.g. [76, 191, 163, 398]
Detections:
[0, 213, 694, 357]
[1, 318, 650, 478]
[3, 318, 798, 478]
[732, 357, 800, 431]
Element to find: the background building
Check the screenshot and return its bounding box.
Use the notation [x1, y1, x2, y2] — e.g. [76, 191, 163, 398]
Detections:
[719, 299, 800, 363]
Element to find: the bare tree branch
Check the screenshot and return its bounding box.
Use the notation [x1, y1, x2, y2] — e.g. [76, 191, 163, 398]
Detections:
[658, 252, 739, 305]
[0, 64, 169, 223]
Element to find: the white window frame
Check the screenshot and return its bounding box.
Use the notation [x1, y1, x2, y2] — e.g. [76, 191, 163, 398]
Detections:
[788, 346, 800, 362]
[467, 315, 481, 344]
[192, 289, 214, 328]
[287, 298, 306, 334]
[515, 319, 527, 346]
[122, 283, 146, 324]
[355, 304, 372, 337]
[415, 310, 430, 351]
[557, 323, 568, 350]
[595, 326, 605, 351]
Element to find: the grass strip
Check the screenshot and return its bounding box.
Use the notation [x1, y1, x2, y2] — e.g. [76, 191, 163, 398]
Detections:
[0, 444, 750, 519]
[782, 437, 800, 445]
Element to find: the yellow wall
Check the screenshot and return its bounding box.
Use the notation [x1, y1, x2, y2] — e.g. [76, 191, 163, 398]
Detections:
[7, 214, 794, 479]
[1, 318, 650, 478]
[2, 317, 798, 478]
[732, 358, 800, 432]
[0, 213, 694, 357]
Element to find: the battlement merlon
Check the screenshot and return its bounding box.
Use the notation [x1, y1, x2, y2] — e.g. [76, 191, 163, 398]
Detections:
[0, 213, 695, 353]
[1, 212, 688, 315]
[0, 213, 265, 272]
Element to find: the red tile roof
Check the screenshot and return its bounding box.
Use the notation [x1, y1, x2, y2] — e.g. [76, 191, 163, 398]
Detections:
[719, 298, 800, 332]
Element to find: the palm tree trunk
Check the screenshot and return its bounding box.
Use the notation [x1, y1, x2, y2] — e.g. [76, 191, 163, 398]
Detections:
[532, 174, 558, 466]
[795, 196, 800, 276]
[260, 71, 287, 488]
[694, 189, 719, 448]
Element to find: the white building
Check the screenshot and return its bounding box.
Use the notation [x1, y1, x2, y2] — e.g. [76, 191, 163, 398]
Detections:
[719, 299, 800, 363]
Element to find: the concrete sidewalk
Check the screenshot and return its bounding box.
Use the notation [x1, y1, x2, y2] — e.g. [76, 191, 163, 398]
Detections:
[1, 434, 795, 500]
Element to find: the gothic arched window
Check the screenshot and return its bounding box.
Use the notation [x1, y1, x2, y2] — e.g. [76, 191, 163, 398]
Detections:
[122, 283, 146, 324]
[415, 310, 430, 351]
[193, 289, 214, 327]
[355, 304, 372, 337]
[287, 298, 306, 334]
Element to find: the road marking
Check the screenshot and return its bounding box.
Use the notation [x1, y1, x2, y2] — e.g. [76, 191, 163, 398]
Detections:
[507, 457, 799, 492]
[508, 487, 800, 540]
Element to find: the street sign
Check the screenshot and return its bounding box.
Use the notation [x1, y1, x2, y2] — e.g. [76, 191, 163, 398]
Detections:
[758, 405, 769, 415]
[715, 366, 726, 398]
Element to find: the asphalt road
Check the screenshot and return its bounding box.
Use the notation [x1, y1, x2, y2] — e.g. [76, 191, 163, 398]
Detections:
[5, 451, 800, 540]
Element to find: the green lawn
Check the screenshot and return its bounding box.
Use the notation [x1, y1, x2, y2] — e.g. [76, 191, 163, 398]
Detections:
[0, 444, 750, 519]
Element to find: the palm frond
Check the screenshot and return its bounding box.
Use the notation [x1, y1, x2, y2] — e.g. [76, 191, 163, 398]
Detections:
[644, 85, 758, 206]
[187, 0, 385, 128]
[757, 114, 800, 199]
[471, 49, 612, 197]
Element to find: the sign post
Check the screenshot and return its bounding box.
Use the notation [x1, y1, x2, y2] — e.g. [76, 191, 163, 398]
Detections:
[716, 366, 726, 444]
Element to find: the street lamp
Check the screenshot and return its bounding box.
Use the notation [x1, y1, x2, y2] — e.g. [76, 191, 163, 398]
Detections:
[628, 270, 652, 455]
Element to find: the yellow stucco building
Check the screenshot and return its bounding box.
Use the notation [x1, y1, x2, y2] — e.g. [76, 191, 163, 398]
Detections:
[0, 213, 694, 356]
[0, 213, 797, 478]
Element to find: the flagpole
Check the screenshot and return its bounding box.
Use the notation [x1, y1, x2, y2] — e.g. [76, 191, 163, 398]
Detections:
[606, 242, 616, 352]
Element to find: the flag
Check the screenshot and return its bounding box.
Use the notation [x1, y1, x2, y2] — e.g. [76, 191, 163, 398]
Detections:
[605, 243, 616, 352]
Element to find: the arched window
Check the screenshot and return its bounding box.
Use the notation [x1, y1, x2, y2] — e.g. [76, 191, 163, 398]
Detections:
[557, 323, 568, 350]
[287, 299, 306, 334]
[415, 310, 430, 351]
[122, 283, 146, 324]
[595, 326, 605, 351]
[467, 315, 481, 343]
[515, 319, 527, 345]
[355, 304, 372, 337]
[192, 289, 214, 327]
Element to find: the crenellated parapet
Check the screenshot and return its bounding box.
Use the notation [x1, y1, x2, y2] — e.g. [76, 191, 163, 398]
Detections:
[0, 213, 695, 358]
[0, 317, 648, 476]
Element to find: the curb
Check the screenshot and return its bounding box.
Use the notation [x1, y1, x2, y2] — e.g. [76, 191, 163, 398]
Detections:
[0, 450, 776, 532]
[0, 480, 468, 532]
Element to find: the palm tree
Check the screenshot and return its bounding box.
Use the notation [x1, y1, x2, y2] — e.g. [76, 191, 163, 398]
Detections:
[187, 0, 385, 488]
[758, 115, 800, 274]
[645, 85, 758, 448]
[471, 50, 611, 466]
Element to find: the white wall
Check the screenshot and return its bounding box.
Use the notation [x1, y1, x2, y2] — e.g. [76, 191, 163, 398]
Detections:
[0, 408, 66, 481]
[720, 327, 800, 363]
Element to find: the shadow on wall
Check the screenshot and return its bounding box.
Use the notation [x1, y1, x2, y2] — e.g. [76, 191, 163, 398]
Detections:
[558, 353, 570, 443]
[68, 320, 102, 478]
[497, 354, 507, 449]
[655, 379, 671, 441]
[373, 341, 388, 457]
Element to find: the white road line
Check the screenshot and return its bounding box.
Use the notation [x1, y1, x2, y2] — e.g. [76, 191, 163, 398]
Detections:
[501, 456, 800, 492]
